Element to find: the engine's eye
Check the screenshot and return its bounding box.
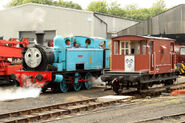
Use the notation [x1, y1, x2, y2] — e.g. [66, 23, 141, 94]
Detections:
[36, 54, 39, 57]
[28, 54, 31, 57]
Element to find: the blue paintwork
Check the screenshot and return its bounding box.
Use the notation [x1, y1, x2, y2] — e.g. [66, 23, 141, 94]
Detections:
[105, 49, 110, 69]
[53, 36, 65, 48]
[66, 48, 103, 71]
[52, 36, 109, 91]
[54, 74, 63, 82]
[52, 36, 109, 72]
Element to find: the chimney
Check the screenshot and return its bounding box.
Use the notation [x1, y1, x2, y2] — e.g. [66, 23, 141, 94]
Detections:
[35, 31, 44, 45]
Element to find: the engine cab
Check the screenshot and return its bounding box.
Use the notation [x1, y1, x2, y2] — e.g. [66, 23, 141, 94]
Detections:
[52, 36, 109, 72]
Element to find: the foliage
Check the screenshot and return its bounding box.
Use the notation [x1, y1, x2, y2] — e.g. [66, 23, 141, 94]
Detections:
[124, 5, 154, 20]
[9, 0, 82, 10]
[107, 1, 125, 17]
[151, 0, 166, 15]
[87, 1, 108, 14]
[52, 0, 82, 10]
[87, 0, 167, 21]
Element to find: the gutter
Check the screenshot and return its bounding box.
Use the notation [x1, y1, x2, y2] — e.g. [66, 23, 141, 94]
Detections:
[94, 13, 108, 36]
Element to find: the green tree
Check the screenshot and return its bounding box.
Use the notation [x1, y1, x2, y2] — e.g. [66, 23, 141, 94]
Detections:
[123, 0, 166, 20]
[124, 7, 152, 20]
[87, 1, 108, 14]
[9, 0, 82, 10]
[151, 0, 166, 15]
[53, 0, 81, 10]
[108, 1, 126, 17]
[87, 0, 167, 21]
[9, 0, 52, 6]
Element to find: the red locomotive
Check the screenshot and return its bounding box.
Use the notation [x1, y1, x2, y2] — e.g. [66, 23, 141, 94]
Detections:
[101, 35, 177, 94]
[175, 44, 185, 64]
[174, 44, 185, 75]
[0, 38, 29, 85]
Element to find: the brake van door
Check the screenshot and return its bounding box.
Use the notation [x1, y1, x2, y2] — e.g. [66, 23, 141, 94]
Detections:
[149, 41, 154, 72]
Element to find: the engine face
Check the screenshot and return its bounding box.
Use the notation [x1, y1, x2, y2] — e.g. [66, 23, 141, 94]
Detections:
[22, 45, 54, 71]
[24, 47, 42, 68]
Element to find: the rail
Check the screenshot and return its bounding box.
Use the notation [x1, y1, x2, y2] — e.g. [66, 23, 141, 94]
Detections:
[135, 112, 185, 123]
[0, 98, 132, 123]
[1, 81, 185, 122]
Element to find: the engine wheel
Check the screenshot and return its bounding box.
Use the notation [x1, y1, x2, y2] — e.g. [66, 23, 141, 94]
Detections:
[84, 72, 93, 90]
[164, 79, 174, 86]
[60, 80, 69, 93]
[141, 83, 149, 90]
[11, 80, 20, 87]
[112, 80, 122, 94]
[73, 72, 82, 91]
[41, 88, 47, 93]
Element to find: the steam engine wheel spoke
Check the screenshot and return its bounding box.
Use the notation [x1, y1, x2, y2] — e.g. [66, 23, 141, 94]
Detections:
[84, 72, 93, 90]
[60, 80, 69, 93]
[73, 72, 82, 91]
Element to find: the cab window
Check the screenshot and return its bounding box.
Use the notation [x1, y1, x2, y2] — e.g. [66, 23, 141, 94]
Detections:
[180, 48, 185, 55]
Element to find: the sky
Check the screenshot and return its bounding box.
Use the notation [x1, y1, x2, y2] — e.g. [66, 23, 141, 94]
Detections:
[0, 0, 185, 10]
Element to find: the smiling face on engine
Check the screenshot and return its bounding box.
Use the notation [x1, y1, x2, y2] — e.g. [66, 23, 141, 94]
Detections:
[24, 47, 42, 68]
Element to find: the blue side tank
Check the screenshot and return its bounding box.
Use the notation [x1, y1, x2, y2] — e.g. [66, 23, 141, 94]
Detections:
[52, 36, 109, 72]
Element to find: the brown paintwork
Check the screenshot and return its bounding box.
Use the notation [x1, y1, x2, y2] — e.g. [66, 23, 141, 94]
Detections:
[111, 35, 175, 74]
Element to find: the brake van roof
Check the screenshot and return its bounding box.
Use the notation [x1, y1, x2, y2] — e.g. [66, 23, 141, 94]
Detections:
[112, 35, 174, 41]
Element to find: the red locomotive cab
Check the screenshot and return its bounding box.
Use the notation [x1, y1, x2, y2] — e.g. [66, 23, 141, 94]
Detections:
[111, 35, 176, 74]
[175, 45, 185, 64]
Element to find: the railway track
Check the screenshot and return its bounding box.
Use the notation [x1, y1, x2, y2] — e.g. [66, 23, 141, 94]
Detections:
[140, 82, 185, 93]
[0, 97, 132, 123]
[136, 112, 185, 123]
[1, 81, 185, 123]
[119, 81, 185, 96]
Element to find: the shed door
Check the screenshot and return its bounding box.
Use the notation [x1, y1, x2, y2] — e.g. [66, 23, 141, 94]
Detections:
[149, 41, 154, 72]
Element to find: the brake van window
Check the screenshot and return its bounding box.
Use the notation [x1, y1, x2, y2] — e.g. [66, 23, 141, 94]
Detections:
[114, 41, 118, 55]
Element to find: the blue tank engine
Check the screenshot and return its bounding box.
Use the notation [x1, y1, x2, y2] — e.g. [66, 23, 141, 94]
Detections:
[12, 32, 109, 93]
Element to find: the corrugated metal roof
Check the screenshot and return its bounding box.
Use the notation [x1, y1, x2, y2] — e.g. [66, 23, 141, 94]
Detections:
[117, 4, 185, 35]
